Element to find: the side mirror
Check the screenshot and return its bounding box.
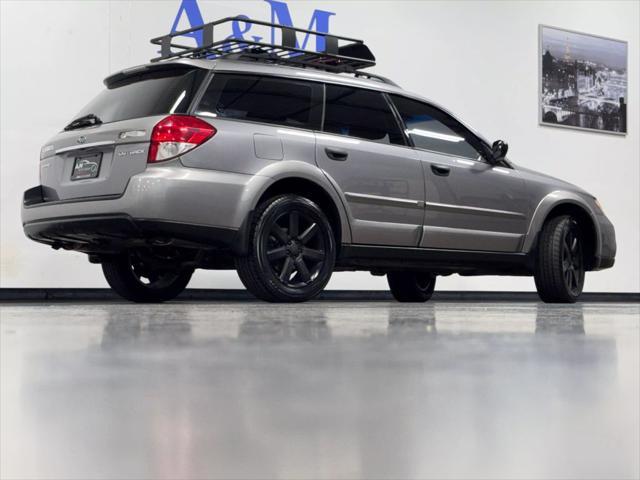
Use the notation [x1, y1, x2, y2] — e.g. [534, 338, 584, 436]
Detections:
[489, 140, 508, 164]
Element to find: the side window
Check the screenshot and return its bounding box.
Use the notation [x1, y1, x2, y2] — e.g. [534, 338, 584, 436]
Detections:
[323, 85, 405, 145]
[195, 74, 322, 129]
[390, 95, 483, 159]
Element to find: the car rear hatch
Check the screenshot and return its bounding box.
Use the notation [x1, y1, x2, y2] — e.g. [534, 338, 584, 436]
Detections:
[38, 64, 209, 202]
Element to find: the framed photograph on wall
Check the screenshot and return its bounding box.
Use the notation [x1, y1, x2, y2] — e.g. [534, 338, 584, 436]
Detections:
[539, 25, 628, 135]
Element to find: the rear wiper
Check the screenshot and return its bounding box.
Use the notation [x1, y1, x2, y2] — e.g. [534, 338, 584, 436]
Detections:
[64, 113, 103, 131]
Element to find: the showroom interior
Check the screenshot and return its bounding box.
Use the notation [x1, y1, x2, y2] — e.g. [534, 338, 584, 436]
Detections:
[0, 0, 638, 479]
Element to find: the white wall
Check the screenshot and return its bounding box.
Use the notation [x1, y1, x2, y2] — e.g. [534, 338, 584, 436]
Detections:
[1, 0, 638, 292]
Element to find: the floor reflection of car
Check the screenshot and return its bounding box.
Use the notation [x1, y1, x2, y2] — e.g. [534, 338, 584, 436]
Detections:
[98, 305, 596, 352]
[101, 315, 193, 349]
[237, 319, 331, 343]
[387, 305, 437, 338]
[535, 305, 585, 334]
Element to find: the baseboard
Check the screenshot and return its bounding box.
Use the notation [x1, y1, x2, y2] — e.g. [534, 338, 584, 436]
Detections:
[0, 288, 638, 303]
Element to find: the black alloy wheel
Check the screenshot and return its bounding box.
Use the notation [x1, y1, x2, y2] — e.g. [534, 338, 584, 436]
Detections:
[561, 220, 585, 296]
[534, 215, 586, 303]
[263, 209, 327, 288]
[102, 249, 193, 303]
[236, 194, 336, 302]
[387, 271, 437, 302]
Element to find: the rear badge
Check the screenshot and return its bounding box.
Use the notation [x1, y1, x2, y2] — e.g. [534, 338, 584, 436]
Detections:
[116, 149, 145, 157]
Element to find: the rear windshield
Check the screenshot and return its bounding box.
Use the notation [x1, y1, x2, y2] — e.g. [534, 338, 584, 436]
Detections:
[70, 68, 207, 125]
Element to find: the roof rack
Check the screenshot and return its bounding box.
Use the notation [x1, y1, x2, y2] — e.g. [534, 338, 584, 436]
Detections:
[150, 16, 376, 74]
[353, 71, 399, 87]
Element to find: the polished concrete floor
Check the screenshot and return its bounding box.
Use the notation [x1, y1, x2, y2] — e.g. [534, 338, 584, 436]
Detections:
[1, 301, 638, 480]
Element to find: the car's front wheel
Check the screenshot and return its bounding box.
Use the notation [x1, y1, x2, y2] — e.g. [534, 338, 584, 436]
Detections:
[102, 249, 193, 303]
[534, 215, 585, 303]
[387, 272, 436, 302]
[236, 194, 336, 302]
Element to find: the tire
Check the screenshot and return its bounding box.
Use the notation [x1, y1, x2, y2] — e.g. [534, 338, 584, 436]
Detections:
[534, 215, 585, 303]
[387, 272, 436, 302]
[102, 250, 193, 303]
[235, 194, 336, 303]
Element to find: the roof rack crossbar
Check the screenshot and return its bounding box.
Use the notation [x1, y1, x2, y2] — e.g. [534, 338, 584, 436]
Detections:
[150, 16, 376, 73]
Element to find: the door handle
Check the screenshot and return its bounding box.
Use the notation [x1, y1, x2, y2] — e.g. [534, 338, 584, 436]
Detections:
[431, 164, 450, 176]
[325, 148, 348, 161]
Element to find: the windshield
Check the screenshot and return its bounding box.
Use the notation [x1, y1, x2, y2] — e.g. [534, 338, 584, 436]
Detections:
[69, 68, 207, 126]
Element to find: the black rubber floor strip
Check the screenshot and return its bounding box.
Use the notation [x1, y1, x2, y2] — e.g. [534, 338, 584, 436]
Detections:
[0, 288, 638, 303]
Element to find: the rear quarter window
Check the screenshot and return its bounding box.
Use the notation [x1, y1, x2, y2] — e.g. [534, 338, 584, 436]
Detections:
[72, 68, 207, 125]
[195, 74, 322, 129]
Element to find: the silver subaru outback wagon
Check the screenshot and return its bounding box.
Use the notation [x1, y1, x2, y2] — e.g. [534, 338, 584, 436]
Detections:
[21, 18, 616, 303]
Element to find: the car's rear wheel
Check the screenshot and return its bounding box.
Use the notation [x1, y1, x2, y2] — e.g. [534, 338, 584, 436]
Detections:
[102, 249, 193, 303]
[235, 194, 336, 303]
[534, 215, 585, 303]
[387, 272, 436, 302]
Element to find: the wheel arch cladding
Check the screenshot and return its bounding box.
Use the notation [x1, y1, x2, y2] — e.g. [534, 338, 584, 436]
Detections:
[541, 203, 598, 271]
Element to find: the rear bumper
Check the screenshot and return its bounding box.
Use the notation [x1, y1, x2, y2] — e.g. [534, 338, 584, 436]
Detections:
[23, 214, 237, 253]
[22, 164, 269, 253]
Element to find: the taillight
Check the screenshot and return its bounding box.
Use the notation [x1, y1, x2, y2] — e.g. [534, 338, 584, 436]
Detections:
[148, 115, 216, 163]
